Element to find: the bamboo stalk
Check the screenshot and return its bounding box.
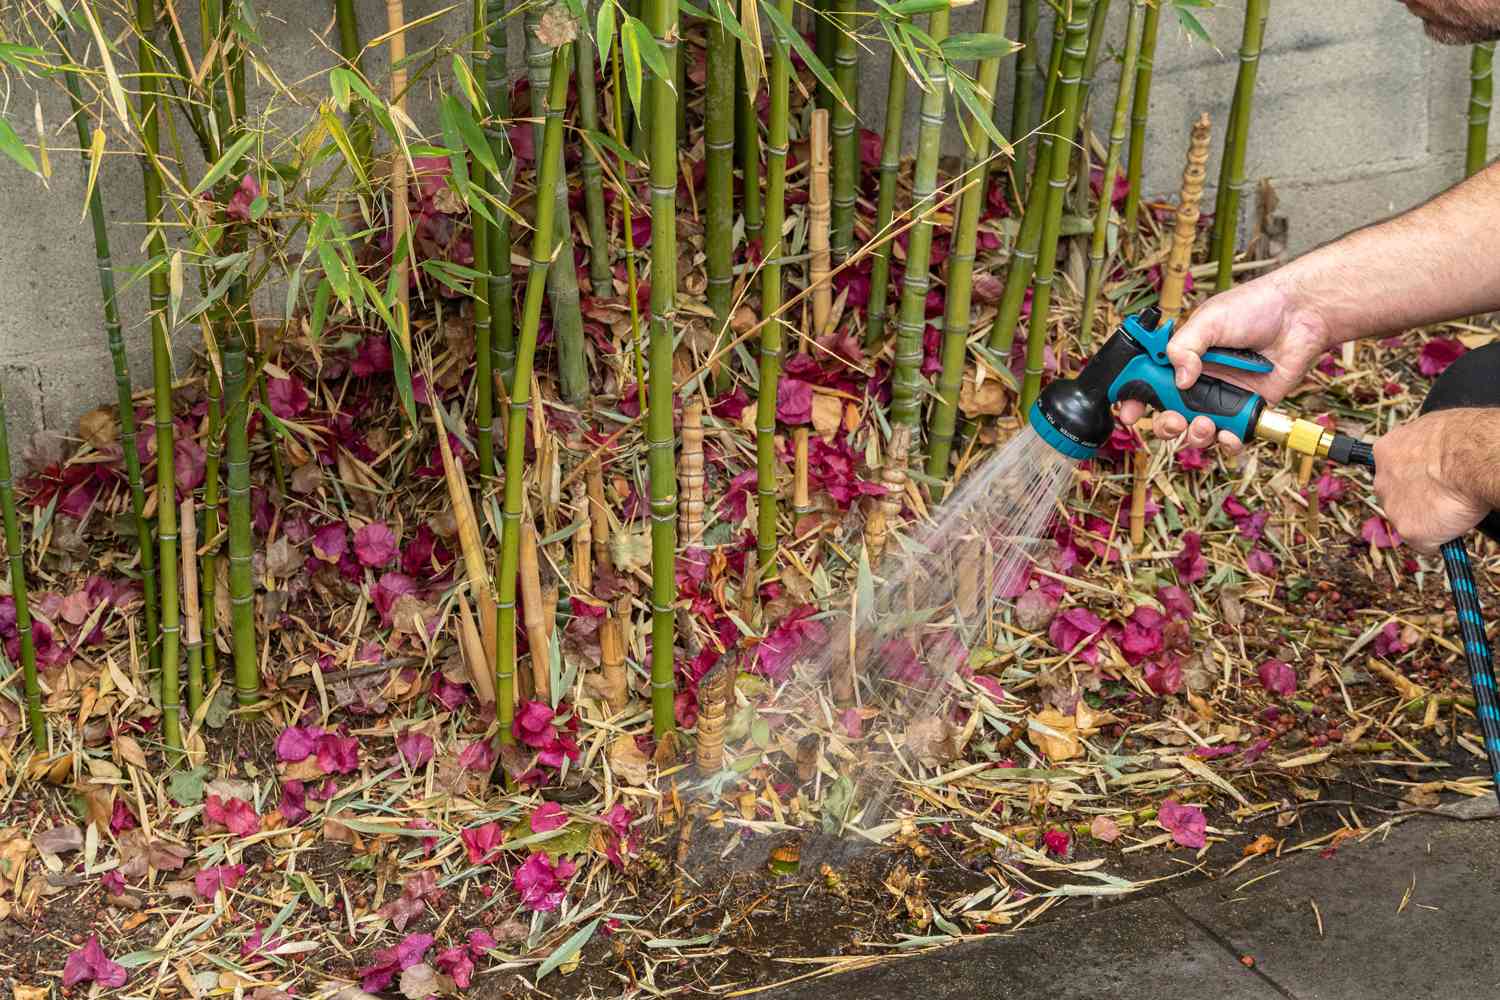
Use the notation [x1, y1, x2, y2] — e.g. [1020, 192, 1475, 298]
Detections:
[334, 0, 373, 175]
[1019, 0, 1093, 411]
[829, 0, 857, 260]
[706, 12, 736, 384]
[181, 496, 203, 716]
[792, 426, 811, 514]
[1079, 0, 1146, 345]
[926, 0, 1010, 490]
[680, 401, 706, 547]
[694, 658, 731, 772]
[986, 83, 1060, 357]
[607, 37, 648, 421]
[572, 475, 593, 592]
[138, 0, 183, 756]
[1009, 0, 1040, 167]
[1122, 0, 1161, 253]
[519, 521, 551, 703]
[598, 600, 629, 712]
[486, 0, 516, 386]
[525, 7, 589, 404]
[432, 401, 497, 660]
[1212, 0, 1268, 292]
[498, 35, 572, 743]
[471, 0, 496, 482]
[0, 380, 44, 749]
[737, 48, 763, 247]
[57, 16, 160, 672]
[864, 48, 910, 347]
[646, 0, 683, 740]
[755, 0, 795, 574]
[1075, 0, 1112, 142]
[890, 3, 952, 428]
[200, 365, 220, 687]
[1129, 446, 1148, 546]
[809, 109, 833, 336]
[1038, 10, 1066, 150]
[1160, 113, 1213, 324]
[1469, 41, 1495, 177]
[223, 330, 257, 709]
[867, 424, 910, 557]
[578, 28, 611, 297]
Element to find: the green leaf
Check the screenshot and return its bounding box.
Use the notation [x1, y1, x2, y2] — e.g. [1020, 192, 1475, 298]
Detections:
[309, 277, 332, 341]
[0, 117, 38, 175]
[625, 16, 671, 85]
[587, 128, 641, 167]
[443, 94, 501, 178]
[191, 132, 257, 197]
[596, 0, 617, 67]
[621, 18, 645, 117]
[168, 766, 208, 806]
[884, 0, 951, 15]
[940, 33, 1022, 60]
[1173, 3, 1213, 44]
[329, 66, 354, 111]
[761, 0, 845, 109]
[389, 330, 419, 427]
[536, 917, 601, 982]
[949, 72, 1008, 154]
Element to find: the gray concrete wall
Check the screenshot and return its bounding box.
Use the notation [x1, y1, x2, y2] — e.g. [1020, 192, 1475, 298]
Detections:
[0, 0, 1488, 448]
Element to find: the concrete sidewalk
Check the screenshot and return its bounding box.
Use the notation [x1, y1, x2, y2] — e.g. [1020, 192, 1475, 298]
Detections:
[765, 800, 1500, 999]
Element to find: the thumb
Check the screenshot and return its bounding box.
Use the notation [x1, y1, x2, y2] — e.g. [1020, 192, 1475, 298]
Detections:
[1165, 307, 1221, 390]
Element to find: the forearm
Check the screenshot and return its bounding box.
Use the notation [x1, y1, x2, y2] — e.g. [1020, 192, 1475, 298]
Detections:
[1275, 160, 1500, 345]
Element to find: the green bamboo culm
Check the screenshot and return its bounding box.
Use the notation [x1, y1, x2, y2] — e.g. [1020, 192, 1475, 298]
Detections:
[498, 37, 571, 745]
[705, 11, 736, 387]
[1122, 0, 1160, 250]
[1212, 0, 1269, 292]
[1038, 10, 1066, 148]
[577, 25, 611, 297]
[1019, 0, 1093, 410]
[471, 0, 496, 482]
[1070, 0, 1111, 209]
[889, 4, 952, 429]
[829, 0, 858, 260]
[486, 0, 516, 386]
[1079, 0, 1146, 344]
[754, 0, 794, 575]
[525, 8, 589, 404]
[334, 0, 372, 170]
[863, 46, 909, 348]
[57, 16, 161, 673]
[737, 48, 763, 246]
[1468, 41, 1494, 177]
[645, 0, 682, 739]
[137, 0, 184, 756]
[926, 0, 1011, 491]
[200, 366, 221, 688]
[1008, 0, 1040, 167]
[223, 327, 257, 709]
[0, 383, 45, 750]
[814, 0, 834, 109]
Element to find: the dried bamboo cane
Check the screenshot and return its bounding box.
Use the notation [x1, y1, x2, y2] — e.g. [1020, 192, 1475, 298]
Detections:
[432, 402, 497, 661]
[599, 599, 629, 712]
[694, 658, 732, 772]
[520, 521, 551, 703]
[181, 496, 203, 717]
[1129, 447, 1149, 547]
[572, 476, 593, 593]
[793, 427, 811, 514]
[808, 109, 833, 337]
[868, 424, 911, 557]
[386, 0, 411, 358]
[680, 401, 706, 547]
[1160, 113, 1212, 324]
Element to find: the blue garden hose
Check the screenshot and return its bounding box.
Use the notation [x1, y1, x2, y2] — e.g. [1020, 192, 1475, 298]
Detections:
[1339, 440, 1500, 809]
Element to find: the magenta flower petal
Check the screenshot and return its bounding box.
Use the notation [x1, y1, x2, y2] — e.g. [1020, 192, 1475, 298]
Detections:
[530, 802, 568, 833]
[353, 521, 399, 567]
[1159, 799, 1207, 849]
[1256, 659, 1297, 698]
[62, 935, 128, 988]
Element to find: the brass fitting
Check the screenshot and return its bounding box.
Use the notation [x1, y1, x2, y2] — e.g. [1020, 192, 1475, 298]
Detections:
[1253, 410, 1332, 458]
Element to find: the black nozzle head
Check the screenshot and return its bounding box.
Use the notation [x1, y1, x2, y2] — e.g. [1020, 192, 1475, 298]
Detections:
[1029, 329, 1144, 460]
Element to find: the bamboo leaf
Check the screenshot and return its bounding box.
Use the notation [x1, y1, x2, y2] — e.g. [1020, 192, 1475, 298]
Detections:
[885, 0, 952, 15]
[587, 128, 642, 166]
[760, 0, 846, 109]
[168, 250, 184, 327]
[949, 72, 1008, 153]
[1172, 1, 1213, 44]
[625, 16, 671, 85]
[451, 53, 481, 110]
[443, 95, 501, 178]
[190, 132, 257, 196]
[536, 917, 602, 982]
[309, 278, 332, 341]
[77, 1, 129, 127]
[596, 0, 616, 66]
[320, 107, 369, 188]
[739, 0, 766, 95]
[81, 127, 105, 221]
[940, 33, 1021, 60]
[0, 118, 38, 175]
[621, 19, 645, 116]
[329, 67, 353, 111]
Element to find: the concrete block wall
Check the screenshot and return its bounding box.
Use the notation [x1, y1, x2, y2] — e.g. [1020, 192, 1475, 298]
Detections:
[0, 0, 1488, 449]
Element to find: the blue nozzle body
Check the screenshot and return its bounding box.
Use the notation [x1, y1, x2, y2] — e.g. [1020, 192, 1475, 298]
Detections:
[1030, 307, 1273, 460]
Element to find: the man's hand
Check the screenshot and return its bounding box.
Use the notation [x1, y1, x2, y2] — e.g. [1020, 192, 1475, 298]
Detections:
[1118, 271, 1333, 450]
[1372, 409, 1497, 554]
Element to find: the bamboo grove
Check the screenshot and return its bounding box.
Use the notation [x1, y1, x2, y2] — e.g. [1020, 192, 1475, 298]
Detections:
[0, 1, 1491, 762]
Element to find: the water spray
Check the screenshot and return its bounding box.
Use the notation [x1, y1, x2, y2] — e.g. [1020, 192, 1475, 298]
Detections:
[1030, 307, 1500, 807]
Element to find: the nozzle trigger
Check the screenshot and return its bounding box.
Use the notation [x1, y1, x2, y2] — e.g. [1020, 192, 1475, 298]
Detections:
[1201, 347, 1275, 374]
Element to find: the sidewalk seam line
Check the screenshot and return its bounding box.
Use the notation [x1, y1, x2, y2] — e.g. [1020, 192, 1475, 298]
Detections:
[1162, 896, 1302, 1000]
